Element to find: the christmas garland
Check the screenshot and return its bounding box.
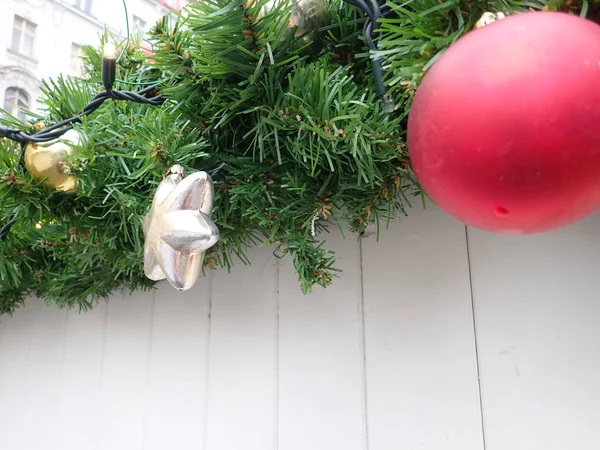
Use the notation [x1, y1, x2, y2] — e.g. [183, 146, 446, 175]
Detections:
[0, 0, 587, 313]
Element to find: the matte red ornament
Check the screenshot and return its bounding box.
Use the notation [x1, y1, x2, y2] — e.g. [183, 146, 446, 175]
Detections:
[408, 12, 600, 234]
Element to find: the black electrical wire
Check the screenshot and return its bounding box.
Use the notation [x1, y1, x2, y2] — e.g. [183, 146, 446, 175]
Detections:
[0, 217, 17, 240]
[0, 84, 163, 145]
[342, 0, 394, 106]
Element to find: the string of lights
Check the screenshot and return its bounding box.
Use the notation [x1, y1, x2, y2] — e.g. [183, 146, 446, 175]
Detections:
[0, 44, 163, 145]
[0, 84, 163, 144]
[0, 0, 391, 147]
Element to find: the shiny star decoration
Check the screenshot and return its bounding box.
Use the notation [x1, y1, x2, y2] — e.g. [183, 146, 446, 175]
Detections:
[143, 165, 219, 291]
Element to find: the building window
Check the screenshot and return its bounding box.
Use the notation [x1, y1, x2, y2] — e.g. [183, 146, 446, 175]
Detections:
[71, 43, 85, 76]
[4, 87, 30, 121]
[11, 16, 36, 58]
[133, 15, 147, 36]
[75, 0, 93, 14]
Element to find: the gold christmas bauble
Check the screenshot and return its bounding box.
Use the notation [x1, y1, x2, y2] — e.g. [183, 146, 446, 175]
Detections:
[24, 129, 80, 192]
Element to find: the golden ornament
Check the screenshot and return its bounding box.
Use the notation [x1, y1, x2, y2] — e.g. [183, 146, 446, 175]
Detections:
[24, 129, 81, 192]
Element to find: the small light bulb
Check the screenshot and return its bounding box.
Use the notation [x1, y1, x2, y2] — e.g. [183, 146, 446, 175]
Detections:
[102, 43, 117, 89]
[104, 42, 116, 60]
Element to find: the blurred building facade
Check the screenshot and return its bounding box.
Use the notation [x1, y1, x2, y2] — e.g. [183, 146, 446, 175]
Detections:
[0, 0, 183, 119]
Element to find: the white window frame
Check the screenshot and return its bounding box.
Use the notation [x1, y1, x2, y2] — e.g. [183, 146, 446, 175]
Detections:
[11, 16, 36, 58]
[4, 87, 30, 121]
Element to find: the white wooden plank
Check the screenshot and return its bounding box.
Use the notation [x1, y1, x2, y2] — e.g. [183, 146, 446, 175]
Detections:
[20, 298, 69, 450]
[361, 205, 484, 450]
[205, 246, 278, 450]
[468, 212, 600, 450]
[0, 300, 34, 450]
[144, 279, 211, 450]
[56, 301, 109, 450]
[278, 226, 366, 450]
[97, 290, 155, 450]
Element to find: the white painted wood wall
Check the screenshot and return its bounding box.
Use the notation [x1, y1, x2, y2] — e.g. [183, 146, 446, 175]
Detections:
[1, 205, 600, 450]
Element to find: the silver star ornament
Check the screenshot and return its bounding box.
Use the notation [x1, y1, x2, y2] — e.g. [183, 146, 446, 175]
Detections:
[143, 165, 219, 291]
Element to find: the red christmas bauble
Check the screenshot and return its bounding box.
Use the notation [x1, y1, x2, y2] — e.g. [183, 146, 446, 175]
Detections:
[408, 12, 600, 234]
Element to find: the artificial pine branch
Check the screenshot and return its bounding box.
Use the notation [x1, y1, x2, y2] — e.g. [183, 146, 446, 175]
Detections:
[0, 0, 579, 313]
